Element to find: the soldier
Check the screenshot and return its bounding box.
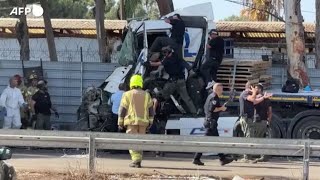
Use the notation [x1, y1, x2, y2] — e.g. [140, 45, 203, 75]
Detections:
[27, 73, 39, 128]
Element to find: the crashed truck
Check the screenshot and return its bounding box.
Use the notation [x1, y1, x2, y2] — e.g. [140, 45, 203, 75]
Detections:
[77, 3, 320, 140]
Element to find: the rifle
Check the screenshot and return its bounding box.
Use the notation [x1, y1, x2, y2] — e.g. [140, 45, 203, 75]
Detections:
[224, 59, 239, 106]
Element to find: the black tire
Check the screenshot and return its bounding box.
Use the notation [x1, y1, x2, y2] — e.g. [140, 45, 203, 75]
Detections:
[266, 119, 282, 139]
[292, 116, 320, 139]
[233, 121, 244, 137]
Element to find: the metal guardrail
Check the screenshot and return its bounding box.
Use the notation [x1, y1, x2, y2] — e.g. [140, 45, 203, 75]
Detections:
[0, 130, 319, 179]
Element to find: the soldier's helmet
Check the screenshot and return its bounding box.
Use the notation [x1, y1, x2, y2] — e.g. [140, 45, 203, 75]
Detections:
[29, 73, 38, 80]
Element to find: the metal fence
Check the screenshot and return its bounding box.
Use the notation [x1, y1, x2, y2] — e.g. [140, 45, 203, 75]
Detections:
[0, 60, 119, 129]
[0, 48, 119, 63]
[0, 130, 319, 179]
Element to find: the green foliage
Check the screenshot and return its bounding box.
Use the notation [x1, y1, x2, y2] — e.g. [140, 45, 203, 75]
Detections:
[0, 0, 160, 20]
[105, 0, 160, 20]
[224, 15, 250, 21]
[48, 0, 89, 19]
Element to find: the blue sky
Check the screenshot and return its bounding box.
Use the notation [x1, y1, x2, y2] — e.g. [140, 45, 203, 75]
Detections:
[173, 0, 316, 23]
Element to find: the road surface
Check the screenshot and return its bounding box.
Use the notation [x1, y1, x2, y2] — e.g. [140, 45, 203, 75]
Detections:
[6, 149, 320, 179]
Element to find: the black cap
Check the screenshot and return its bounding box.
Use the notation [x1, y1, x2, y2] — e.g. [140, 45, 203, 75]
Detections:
[209, 29, 218, 35]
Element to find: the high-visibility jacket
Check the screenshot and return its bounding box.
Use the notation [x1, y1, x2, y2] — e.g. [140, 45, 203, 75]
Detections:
[118, 89, 154, 126]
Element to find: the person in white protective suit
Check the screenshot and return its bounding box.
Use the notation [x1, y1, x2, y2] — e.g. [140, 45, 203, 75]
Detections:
[0, 76, 27, 129]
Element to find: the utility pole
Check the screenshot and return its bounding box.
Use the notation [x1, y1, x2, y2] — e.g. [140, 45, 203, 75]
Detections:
[95, 0, 108, 62]
[284, 0, 309, 87]
[119, 0, 126, 20]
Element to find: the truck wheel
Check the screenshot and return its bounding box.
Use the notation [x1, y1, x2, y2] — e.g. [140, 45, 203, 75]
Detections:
[292, 116, 320, 139]
[233, 121, 244, 137]
[266, 120, 282, 138]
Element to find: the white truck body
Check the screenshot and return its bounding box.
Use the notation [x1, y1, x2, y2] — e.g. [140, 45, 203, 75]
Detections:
[104, 2, 238, 137]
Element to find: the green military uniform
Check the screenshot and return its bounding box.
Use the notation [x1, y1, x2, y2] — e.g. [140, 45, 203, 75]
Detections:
[18, 84, 29, 119]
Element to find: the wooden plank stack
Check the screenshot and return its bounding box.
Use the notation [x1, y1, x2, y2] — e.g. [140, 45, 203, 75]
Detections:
[217, 59, 272, 91]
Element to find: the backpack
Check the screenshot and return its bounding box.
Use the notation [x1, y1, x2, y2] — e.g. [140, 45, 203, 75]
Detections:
[282, 79, 300, 93]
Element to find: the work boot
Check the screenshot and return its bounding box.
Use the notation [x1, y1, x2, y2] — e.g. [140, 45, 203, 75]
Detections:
[129, 161, 141, 168]
[192, 159, 205, 166]
[252, 156, 268, 164]
[239, 158, 250, 163]
[220, 157, 234, 166]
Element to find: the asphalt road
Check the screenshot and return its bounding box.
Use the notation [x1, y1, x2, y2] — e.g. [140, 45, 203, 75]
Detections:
[6, 149, 320, 179]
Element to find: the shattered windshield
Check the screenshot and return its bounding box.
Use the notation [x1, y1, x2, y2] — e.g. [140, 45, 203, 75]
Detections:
[118, 30, 136, 66]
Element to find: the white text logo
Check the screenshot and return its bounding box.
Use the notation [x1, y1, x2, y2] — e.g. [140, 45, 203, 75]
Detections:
[10, 4, 43, 17]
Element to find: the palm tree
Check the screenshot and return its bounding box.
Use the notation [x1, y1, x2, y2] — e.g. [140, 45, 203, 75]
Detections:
[40, 0, 58, 61]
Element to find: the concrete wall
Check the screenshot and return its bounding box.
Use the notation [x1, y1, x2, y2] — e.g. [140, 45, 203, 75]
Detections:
[0, 60, 118, 129]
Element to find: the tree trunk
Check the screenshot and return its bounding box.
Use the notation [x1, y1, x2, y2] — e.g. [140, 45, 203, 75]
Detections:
[18, 0, 30, 61]
[284, 0, 309, 87]
[155, 0, 174, 16]
[119, 0, 126, 20]
[316, 0, 320, 68]
[95, 0, 108, 62]
[40, 0, 58, 61]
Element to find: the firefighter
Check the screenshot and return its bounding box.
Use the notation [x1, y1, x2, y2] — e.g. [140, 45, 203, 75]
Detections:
[118, 74, 154, 168]
[193, 83, 234, 166]
[239, 82, 271, 162]
[252, 83, 273, 163]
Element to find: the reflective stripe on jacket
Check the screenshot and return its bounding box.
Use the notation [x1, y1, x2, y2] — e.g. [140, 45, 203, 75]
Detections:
[119, 89, 153, 126]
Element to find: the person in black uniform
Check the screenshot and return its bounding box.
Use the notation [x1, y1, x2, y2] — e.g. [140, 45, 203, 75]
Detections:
[165, 14, 185, 59]
[200, 29, 225, 86]
[193, 83, 234, 166]
[149, 46, 197, 115]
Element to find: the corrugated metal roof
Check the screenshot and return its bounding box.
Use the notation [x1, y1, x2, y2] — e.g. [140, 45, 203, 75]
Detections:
[216, 21, 315, 33]
[0, 18, 127, 30]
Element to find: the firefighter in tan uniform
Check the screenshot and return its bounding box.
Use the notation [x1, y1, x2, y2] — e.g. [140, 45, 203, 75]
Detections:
[118, 74, 154, 168]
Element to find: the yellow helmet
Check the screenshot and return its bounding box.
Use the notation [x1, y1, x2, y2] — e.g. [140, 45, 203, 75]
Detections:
[129, 74, 143, 89]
